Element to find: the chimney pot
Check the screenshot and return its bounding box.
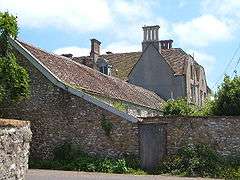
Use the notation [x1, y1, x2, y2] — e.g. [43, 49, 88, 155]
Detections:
[61, 53, 73, 58]
[142, 25, 161, 52]
[160, 40, 173, 49]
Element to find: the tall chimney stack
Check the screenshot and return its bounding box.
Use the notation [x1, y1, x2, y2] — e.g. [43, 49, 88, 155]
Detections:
[90, 39, 101, 63]
[142, 25, 160, 51]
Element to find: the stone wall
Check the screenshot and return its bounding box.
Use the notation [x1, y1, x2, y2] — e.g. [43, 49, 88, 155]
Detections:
[0, 48, 139, 160]
[141, 116, 240, 156]
[0, 119, 31, 180]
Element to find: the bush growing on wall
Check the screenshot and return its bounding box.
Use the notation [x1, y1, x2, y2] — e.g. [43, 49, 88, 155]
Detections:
[163, 98, 195, 116]
[0, 11, 30, 104]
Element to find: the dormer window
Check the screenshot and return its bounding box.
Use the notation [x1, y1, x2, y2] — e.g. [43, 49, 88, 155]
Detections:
[100, 65, 111, 75]
[96, 58, 112, 75]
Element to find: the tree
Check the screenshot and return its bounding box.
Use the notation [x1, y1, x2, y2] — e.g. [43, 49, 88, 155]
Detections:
[0, 12, 30, 104]
[163, 75, 240, 117]
[163, 98, 215, 117]
[212, 75, 240, 116]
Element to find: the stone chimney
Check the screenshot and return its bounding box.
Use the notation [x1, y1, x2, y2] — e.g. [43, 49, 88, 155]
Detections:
[160, 40, 173, 49]
[142, 25, 160, 51]
[90, 38, 101, 63]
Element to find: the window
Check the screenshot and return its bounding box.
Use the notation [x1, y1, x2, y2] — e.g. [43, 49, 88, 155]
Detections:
[190, 65, 194, 80]
[196, 68, 200, 81]
[100, 65, 112, 75]
[97, 58, 112, 76]
[191, 85, 195, 103]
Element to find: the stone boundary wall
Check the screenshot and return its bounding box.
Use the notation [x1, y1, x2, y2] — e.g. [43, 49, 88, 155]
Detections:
[0, 119, 32, 180]
[0, 48, 140, 160]
[141, 116, 240, 156]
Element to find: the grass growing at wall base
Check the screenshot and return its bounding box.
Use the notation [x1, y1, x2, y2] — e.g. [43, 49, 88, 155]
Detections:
[153, 144, 240, 179]
[29, 142, 240, 178]
[29, 142, 146, 175]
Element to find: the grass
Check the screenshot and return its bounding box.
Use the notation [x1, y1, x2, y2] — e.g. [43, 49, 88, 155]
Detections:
[29, 142, 146, 175]
[153, 144, 240, 179]
[29, 142, 240, 178]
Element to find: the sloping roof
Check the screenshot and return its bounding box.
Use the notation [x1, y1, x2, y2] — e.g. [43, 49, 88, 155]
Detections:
[18, 41, 164, 110]
[74, 48, 191, 81]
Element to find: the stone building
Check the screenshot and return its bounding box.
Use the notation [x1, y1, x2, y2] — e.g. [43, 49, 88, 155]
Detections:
[74, 25, 210, 105]
[0, 38, 164, 159]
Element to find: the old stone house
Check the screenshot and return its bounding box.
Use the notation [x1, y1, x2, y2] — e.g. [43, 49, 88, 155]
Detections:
[0, 35, 238, 169]
[0, 37, 164, 159]
[73, 25, 210, 106]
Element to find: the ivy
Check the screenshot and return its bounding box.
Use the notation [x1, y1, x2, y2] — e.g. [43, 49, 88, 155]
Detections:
[0, 11, 30, 104]
[100, 114, 113, 137]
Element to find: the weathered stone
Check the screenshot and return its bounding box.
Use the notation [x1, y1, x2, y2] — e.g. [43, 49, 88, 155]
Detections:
[0, 119, 31, 180]
[141, 116, 240, 156]
[0, 50, 140, 160]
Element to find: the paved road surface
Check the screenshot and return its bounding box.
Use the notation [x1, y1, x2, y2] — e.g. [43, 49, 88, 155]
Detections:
[26, 170, 217, 180]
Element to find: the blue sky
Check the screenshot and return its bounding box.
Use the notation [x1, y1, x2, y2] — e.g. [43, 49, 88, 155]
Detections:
[1, 0, 240, 90]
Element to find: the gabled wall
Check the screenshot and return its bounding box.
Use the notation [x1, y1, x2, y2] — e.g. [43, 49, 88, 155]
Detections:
[128, 43, 185, 100]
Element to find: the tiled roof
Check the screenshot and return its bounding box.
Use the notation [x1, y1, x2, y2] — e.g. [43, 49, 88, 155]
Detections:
[18, 41, 164, 110]
[74, 48, 191, 80]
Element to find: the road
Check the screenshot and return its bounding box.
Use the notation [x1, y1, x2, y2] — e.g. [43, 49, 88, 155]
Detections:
[26, 170, 218, 180]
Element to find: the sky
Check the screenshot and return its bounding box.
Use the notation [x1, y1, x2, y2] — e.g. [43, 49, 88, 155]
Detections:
[1, 0, 240, 90]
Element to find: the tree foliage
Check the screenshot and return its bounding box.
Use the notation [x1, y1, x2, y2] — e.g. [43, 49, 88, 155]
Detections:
[212, 75, 240, 116]
[163, 75, 240, 116]
[163, 98, 194, 116]
[0, 11, 30, 104]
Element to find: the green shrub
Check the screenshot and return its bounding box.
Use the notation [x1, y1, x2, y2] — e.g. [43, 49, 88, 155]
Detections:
[53, 142, 81, 161]
[154, 144, 240, 178]
[114, 159, 128, 173]
[163, 98, 194, 116]
[29, 142, 142, 175]
[112, 101, 126, 112]
[162, 98, 215, 117]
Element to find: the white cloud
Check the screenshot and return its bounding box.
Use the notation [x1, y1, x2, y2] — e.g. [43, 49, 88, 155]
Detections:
[201, 0, 240, 30]
[201, 0, 240, 18]
[0, 0, 112, 32]
[174, 15, 232, 47]
[54, 40, 141, 56]
[54, 46, 90, 56]
[110, 17, 172, 44]
[112, 0, 152, 20]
